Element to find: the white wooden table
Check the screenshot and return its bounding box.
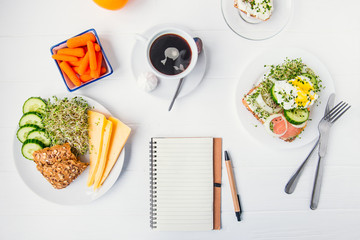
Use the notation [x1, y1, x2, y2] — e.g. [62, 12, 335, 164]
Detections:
[1, 0, 360, 239]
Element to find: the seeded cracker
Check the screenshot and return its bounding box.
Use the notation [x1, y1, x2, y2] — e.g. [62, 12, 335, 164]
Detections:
[33, 143, 88, 189]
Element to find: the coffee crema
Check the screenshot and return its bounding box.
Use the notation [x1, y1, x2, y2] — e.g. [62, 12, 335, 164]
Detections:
[149, 34, 192, 76]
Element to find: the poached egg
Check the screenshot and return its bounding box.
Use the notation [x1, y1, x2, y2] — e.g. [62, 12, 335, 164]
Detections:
[272, 76, 318, 110]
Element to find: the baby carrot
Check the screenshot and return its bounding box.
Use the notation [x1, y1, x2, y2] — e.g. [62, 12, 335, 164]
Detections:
[80, 74, 93, 82]
[84, 68, 91, 75]
[68, 59, 82, 67]
[87, 41, 97, 71]
[57, 47, 85, 57]
[81, 67, 107, 82]
[52, 54, 78, 62]
[94, 43, 101, 52]
[77, 51, 90, 75]
[100, 67, 107, 75]
[81, 66, 107, 82]
[74, 66, 90, 75]
[67, 32, 96, 48]
[59, 61, 82, 87]
[73, 66, 81, 75]
[91, 51, 103, 78]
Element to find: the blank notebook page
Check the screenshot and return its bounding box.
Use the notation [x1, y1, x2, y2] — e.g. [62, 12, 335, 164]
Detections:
[151, 137, 214, 231]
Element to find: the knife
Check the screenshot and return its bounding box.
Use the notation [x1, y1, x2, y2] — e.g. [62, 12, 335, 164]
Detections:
[310, 93, 335, 209]
[285, 93, 335, 194]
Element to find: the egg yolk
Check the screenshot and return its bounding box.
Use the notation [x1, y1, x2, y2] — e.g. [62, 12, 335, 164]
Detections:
[289, 76, 316, 108]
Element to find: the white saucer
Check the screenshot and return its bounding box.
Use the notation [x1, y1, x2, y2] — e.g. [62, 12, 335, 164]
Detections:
[221, 0, 294, 40]
[131, 24, 207, 99]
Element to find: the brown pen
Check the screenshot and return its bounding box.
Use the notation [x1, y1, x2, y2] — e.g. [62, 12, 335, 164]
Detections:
[225, 151, 242, 221]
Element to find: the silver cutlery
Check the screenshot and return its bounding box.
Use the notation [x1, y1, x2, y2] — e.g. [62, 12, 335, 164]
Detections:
[168, 37, 203, 111]
[285, 93, 335, 194]
[310, 101, 351, 210]
[168, 77, 184, 111]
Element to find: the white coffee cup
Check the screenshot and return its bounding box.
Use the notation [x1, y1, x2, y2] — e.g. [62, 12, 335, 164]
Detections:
[144, 28, 198, 80]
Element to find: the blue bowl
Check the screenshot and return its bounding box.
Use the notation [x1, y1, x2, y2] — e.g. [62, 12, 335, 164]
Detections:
[50, 28, 113, 92]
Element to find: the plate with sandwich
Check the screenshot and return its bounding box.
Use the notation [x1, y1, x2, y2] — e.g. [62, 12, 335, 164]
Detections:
[221, 0, 293, 40]
[235, 48, 335, 148]
[13, 94, 131, 204]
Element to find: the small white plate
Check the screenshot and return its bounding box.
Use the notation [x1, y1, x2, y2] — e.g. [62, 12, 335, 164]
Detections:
[13, 94, 125, 205]
[131, 24, 207, 99]
[221, 0, 293, 40]
[235, 47, 336, 149]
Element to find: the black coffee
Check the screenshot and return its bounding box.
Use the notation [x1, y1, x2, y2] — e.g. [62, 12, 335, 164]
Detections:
[149, 34, 192, 76]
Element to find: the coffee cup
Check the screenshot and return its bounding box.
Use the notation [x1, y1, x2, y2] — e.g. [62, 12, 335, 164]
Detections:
[143, 28, 198, 80]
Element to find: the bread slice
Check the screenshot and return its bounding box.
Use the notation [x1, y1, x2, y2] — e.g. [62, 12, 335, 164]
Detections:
[33, 143, 88, 189]
[242, 84, 306, 142]
[234, 0, 273, 21]
[242, 83, 265, 124]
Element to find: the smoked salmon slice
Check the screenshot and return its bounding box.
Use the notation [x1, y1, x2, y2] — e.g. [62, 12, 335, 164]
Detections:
[269, 115, 306, 142]
[280, 120, 305, 142]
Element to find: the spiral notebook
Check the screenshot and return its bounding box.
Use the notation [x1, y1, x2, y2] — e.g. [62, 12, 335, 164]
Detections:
[150, 137, 222, 231]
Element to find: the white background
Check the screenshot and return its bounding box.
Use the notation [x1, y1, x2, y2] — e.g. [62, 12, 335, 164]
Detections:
[1, 0, 360, 239]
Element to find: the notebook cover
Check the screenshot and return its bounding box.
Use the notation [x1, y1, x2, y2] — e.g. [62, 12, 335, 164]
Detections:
[213, 138, 222, 230]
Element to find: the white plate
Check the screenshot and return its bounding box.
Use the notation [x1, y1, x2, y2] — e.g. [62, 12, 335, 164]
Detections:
[221, 0, 293, 40]
[131, 24, 207, 99]
[235, 48, 336, 149]
[13, 94, 125, 205]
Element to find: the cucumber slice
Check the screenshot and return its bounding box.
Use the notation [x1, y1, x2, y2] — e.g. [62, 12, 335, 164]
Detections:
[21, 139, 45, 160]
[27, 129, 51, 146]
[284, 108, 309, 125]
[19, 112, 44, 128]
[270, 85, 279, 105]
[23, 97, 47, 114]
[16, 124, 39, 143]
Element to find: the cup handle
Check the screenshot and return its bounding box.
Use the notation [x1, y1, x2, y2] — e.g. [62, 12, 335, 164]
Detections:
[193, 37, 202, 54]
[135, 33, 148, 42]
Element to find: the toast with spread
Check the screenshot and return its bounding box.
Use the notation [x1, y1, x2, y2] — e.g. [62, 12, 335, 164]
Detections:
[242, 58, 321, 142]
[234, 0, 273, 21]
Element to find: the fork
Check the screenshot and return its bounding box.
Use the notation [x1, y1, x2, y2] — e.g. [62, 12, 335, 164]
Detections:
[310, 101, 351, 210]
[285, 93, 335, 194]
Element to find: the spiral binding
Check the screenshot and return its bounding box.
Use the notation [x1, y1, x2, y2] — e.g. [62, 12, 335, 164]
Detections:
[149, 139, 158, 229]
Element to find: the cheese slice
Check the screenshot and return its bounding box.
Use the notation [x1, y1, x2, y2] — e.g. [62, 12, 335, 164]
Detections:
[93, 120, 113, 190]
[87, 110, 106, 187]
[99, 116, 131, 185]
